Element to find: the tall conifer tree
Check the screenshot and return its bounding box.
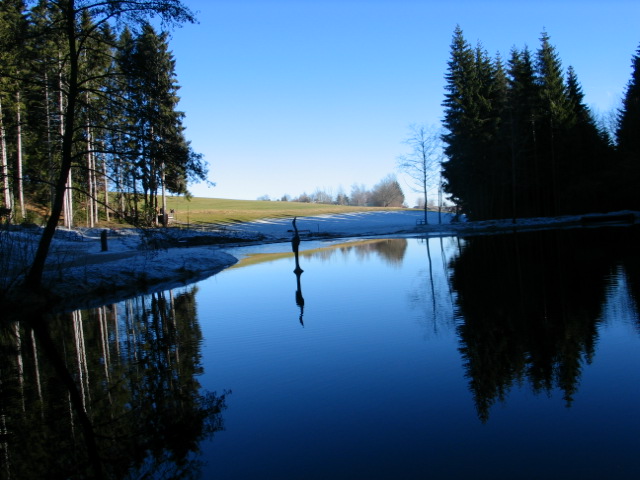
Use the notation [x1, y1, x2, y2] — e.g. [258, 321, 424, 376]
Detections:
[562, 66, 615, 212]
[442, 27, 511, 219]
[120, 24, 205, 225]
[615, 43, 640, 210]
[441, 28, 619, 219]
[0, 0, 28, 216]
[442, 27, 491, 219]
[617, 44, 640, 159]
[506, 46, 540, 218]
[535, 31, 570, 216]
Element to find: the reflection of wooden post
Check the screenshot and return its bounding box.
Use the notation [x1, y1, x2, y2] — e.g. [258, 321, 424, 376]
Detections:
[292, 217, 305, 325]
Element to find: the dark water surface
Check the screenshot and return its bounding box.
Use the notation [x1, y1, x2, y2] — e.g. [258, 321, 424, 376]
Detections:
[2, 227, 639, 479]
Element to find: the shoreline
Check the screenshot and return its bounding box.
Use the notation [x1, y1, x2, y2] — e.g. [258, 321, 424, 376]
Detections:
[2, 210, 638, 313]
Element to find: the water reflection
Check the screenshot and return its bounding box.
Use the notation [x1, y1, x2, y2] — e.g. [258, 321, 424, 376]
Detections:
[450, 226, 640, 422]
[0, 287, 228, 479]
[407, 236, 458, 336]
[291, 218, 305, 325]
[325, 238, 408, 266]
[3, 229, 639, 478]
[232, 238, 410, 270]
[294, 268, 305, 326]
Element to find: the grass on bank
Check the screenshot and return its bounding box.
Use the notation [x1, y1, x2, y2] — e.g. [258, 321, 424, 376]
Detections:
[16, 196, 410, 228]
[163, 196, 407, 225]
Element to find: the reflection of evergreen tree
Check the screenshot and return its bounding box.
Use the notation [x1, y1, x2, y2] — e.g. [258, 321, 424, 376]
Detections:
[625, 262, 640, 335]
[0, 286, 228, 479]
[615, 229, 640, 334]
[451, 227, 639, 422]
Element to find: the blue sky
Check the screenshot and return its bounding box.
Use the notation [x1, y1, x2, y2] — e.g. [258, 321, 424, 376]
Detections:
[167, 0, 640, 204]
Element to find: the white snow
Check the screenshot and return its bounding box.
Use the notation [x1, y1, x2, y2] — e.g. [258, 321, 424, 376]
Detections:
[1, 209, 637, 310]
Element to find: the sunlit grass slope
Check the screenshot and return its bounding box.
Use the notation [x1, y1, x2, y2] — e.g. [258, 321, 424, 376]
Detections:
[164, 196, 405, 225]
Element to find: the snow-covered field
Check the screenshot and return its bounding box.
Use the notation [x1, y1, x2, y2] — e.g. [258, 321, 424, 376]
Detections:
[220, 210, 448, 237]
[1, 209, 637, 310]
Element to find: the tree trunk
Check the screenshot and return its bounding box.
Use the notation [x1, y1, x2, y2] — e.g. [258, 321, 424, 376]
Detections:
[0, 96, 12, 210]
[117, 157, 125, 217]
[161, 160, 167, 226]
[45, 73, 55, 207]
[15, 91, 25, 220]
[59, 56, 74, 229]
[422, 177, 428, 225]
[86, 126, 94, 227]
[63, 170, 73, 228]
[422, 149, 429, 225]
[438, 177, 443, 224]
[103, 156, 109, 221]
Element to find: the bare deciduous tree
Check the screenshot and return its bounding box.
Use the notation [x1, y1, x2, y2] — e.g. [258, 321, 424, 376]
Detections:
[312, 188, 333, 204]
[397, 124, 444, 224]
[349, 183, 369, 206]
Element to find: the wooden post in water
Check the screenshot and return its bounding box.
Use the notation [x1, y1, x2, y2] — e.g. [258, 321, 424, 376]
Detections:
[100, 229, 108, 252]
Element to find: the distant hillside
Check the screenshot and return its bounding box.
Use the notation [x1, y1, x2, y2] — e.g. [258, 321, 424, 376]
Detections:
[163, 196, 408, 225]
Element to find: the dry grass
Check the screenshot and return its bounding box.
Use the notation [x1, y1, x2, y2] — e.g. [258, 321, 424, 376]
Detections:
[19, 196, 410, 228]
[163, 196, 407, 225]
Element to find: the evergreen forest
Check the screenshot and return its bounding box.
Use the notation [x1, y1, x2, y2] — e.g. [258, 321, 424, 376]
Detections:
[442, 26, 640, 220]
[1, 0, 202, 289]
[0, 0, 204, 230]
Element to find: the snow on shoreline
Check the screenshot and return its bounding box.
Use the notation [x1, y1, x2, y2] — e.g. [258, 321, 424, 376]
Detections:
[2, 209, 637, 311]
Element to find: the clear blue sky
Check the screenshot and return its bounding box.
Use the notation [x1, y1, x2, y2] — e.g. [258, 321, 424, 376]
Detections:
[167, 0, 640, 204]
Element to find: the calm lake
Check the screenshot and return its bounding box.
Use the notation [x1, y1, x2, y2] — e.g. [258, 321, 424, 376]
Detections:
[2, 226, 639, 479]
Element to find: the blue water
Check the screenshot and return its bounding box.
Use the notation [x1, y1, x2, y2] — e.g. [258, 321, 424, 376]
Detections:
[4, 230, 639, 479]
[191, 235, 640, 479]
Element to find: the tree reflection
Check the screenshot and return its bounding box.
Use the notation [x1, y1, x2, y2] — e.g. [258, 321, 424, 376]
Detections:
[303, 238, 408, 266]
[0, 287, 228, 479]
[450, 226, 640, 422]
[407, 236, 458, 336]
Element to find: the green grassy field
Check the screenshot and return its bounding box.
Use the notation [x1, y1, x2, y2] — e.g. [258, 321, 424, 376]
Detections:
[163, 196, 407, 225]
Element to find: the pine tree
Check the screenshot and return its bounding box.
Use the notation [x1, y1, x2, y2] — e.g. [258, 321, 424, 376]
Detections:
[112, 27, 138, 218]
[506, 46, 540, 218]
[442, 28, 626, 219]
[120, 24, 205, 225]
[617, 44, 640, 159]
[441, 27, 485, 219]
[535, 30, 571, 216]
[22, 0, 61, 210]
[25, 0, 197, 291]
[484, 51, 512, 219]
[74, 10, 113, 226]
[26, 0, 79, 226]
[562, 65, 615, 212]
[441, 27, 508, 219]
[0, 0, 29, 217]
[615, 43, 640, 210]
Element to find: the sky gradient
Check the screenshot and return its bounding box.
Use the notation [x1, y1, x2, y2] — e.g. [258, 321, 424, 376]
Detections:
[167, 0, 640, 204]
